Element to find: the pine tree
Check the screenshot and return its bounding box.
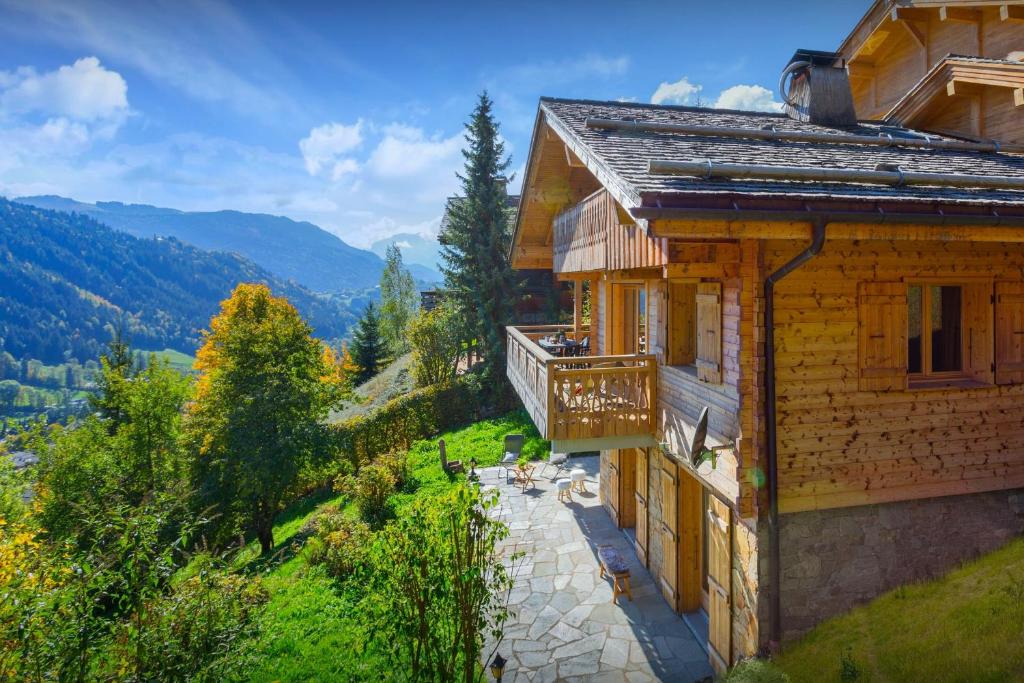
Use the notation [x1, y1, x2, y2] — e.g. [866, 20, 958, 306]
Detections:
[349, 301, 387, 386]
[439, 92, 520, 386]
[379, 243, 418, 355]
[90, 321, 135, 429]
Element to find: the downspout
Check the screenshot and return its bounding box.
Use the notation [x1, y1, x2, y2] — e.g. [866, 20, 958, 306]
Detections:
[765, 217, 827, 651]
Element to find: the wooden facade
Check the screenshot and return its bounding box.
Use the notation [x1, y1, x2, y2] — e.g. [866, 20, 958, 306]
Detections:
[839, 1, 1024, 141]
[505, 0, 1024, 672]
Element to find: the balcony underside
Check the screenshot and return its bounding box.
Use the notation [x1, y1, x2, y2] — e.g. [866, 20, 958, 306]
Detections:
[506, 325, 657, 453]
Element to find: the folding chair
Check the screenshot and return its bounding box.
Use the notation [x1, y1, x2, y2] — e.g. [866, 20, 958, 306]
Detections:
[498, 434, 524, 482]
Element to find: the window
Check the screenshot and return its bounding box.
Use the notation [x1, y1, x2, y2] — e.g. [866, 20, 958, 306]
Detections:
[858, 280, 994, 391]
[908, 284, 963, 377]
[666, 281, 722, 383]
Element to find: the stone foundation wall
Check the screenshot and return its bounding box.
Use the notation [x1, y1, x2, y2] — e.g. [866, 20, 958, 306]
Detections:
[766, 488, 1024, 640]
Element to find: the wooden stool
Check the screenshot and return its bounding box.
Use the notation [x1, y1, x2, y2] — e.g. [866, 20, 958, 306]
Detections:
[597, 545, 632, 603]
[570, 468, 587, 493]
[556, 478, 573, 503]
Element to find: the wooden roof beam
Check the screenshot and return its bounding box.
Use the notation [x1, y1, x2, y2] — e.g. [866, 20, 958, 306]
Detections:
[890, 7, 932, 23]
[895, 17, 927, 49]
[564, 144, 585, 168]
[1000, 4, 1024, 21]
[1015, 88, 1024, 108]
[939, 6, 981, 22]
[946, 79, 984, 97]
[847, 60, 876, 80]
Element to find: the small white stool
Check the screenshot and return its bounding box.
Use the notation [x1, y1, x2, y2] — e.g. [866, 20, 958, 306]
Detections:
[556, 478, 573, 503]
[570, 468, 587, 493]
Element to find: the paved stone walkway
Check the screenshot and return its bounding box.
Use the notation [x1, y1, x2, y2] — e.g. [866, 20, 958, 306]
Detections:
[479, 455, 714, 683]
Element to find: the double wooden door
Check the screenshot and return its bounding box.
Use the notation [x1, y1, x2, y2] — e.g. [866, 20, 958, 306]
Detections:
[609, 448, 649, 566]
[659, 460, 733, 670]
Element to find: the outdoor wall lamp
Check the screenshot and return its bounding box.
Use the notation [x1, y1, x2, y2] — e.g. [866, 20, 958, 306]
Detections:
[490, 652, 506, 681]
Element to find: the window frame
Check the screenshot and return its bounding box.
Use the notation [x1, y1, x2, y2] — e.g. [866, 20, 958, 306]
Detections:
[907, 281, 968, 386]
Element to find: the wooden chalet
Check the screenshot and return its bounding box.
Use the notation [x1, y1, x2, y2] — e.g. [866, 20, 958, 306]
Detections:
[506, 0, 1024, 671]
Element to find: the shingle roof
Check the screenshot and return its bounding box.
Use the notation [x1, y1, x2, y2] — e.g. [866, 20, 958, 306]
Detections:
[540, 97, 1024, 209]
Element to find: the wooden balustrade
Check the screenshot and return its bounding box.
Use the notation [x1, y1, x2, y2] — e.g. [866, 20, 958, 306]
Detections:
[553, 189, 610, 273]
[506, 325, 657, 445]
[552, 188, 668, 274]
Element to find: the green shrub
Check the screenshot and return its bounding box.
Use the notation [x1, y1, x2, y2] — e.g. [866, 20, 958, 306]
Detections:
[305, 507, 372, 579]
[721, 658, 791, 683]
[336, 461, 400, 525]
[102, 555, 269, 682]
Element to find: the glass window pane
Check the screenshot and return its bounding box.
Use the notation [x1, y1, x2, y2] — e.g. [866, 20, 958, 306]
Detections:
[931, 286, 962, 372]
[908, 285, 922, 374]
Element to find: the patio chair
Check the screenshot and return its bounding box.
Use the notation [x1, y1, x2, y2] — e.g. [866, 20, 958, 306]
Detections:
[543, 449, 569, 478]
[498, 434, 525, 482]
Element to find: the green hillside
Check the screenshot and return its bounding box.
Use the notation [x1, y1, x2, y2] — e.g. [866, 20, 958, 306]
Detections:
[0, 198, 355, 366]
[17, 195, 386, 292]
[730, 537, 1024, 683]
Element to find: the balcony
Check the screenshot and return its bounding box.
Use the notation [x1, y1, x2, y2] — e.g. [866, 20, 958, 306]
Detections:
[506, 325, 658, 452]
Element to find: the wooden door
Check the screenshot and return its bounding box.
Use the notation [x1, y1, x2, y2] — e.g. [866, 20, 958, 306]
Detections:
[659, 456, 679, 610]
[679, 470, 704, 613]
[707, 495, 733, 672]
[608, 450, 621, 524]
[610, 284, 641, 355]
[619, 449, 636, 528]
[634, 449, 649, 565]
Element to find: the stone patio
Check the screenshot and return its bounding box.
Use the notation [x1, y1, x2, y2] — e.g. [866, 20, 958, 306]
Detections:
[479, 455, 714, 683]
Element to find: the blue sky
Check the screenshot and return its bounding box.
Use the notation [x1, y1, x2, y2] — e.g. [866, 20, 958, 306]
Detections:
[0, 0, 866, 247]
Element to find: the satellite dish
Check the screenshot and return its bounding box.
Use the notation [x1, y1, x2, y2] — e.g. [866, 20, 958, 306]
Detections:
[688, 407, 710, 467]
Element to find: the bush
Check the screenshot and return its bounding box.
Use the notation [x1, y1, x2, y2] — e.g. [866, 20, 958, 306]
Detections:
[305, 507, 372, 579]
[0, 511, 267, 683]
[336, 460, 400, 525]
[102, 555, 269, 682]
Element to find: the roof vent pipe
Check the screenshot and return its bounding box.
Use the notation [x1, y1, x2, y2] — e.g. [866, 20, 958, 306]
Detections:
[779, 49, 858, 127]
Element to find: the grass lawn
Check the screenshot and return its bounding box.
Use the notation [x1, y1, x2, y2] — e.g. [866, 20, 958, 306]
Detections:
[242, 408, 547, 681]
[772, 536, 1024, 683]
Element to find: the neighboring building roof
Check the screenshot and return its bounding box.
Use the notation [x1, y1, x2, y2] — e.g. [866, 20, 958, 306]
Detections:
[538, 97, 1024, 210]
[886, 54, 1024, 128]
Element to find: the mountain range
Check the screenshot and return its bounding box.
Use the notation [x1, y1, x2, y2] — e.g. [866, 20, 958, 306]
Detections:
[16, 196, 442, 292]
[0, 198, 354, 365]
[370, 232, 444, 275]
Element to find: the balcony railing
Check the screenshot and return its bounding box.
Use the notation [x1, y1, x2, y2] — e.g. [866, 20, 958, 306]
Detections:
[506, 324, 657, 448]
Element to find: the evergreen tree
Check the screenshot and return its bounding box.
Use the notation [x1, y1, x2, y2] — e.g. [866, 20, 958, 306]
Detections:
[379, 243, 418, 355]
[90, 322, 135, 429]
[439, 92, 520, 386]
[349, 301, 387, 386]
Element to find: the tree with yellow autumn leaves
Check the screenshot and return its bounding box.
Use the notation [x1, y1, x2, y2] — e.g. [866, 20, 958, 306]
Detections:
[186, 284, 345, 554]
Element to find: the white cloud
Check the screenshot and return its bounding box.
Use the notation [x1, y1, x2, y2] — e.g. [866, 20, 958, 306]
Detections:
[651, 76, 702, 106]
[0, 57, 128, 122]
[714, 84, 784, 113]
[299, 120, 364, 177]
[394, 240, 412, 249]
[366, 126, 463, 180]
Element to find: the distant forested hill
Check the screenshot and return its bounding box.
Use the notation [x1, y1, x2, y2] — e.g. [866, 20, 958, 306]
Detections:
[16, 195, 386, 292]
[0, 198, 354, 364]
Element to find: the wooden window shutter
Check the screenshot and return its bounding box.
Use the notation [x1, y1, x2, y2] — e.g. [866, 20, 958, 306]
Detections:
[659, 456, 679, 609]
[964, 282, 994, 385]
[995, 282, 1024, 385]
[696, 282, 722, 383]
[668, 282, 696, 366]
[857, 282, 908, 391]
